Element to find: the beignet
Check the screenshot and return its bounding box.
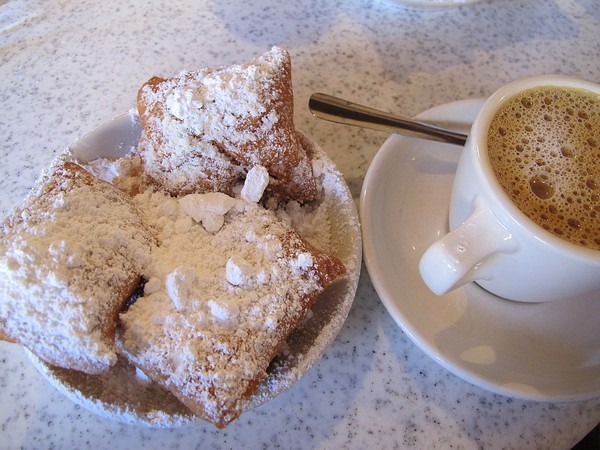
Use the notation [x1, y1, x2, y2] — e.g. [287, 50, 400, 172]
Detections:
[116, 193, 345, 428]
[136, 46, 318, 201]
[0, 162, 154, 374]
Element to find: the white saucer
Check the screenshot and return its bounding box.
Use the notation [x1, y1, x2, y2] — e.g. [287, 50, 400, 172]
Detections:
[361, 99, 600, 402]
[381, 0, 481, 10]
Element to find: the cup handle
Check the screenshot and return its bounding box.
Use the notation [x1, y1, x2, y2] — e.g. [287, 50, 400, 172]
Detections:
[419, 197, 518, 295]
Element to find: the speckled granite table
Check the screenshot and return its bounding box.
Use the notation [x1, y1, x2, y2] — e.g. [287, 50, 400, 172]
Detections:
[1, 0, 599, 448]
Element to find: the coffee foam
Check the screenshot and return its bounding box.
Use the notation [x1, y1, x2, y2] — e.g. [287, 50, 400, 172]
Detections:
[487, 86, 600, 251]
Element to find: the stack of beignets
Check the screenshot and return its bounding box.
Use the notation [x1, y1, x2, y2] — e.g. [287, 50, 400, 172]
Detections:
[118, 45, 344, 427]
[0, 46, 346, 428]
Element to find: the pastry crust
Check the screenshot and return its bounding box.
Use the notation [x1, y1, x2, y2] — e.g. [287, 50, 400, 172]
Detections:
[136, 46, 318, 201]
[0, 162, 155, 374]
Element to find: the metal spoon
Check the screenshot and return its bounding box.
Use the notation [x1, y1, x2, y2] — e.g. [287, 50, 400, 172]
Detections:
[308, 92, 468, 146]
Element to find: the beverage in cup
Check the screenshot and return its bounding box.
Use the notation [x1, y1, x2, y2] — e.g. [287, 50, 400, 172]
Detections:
[419, 76, 600, 302]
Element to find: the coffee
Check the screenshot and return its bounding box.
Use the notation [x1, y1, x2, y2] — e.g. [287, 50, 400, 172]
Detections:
[487, 86, 600, 250]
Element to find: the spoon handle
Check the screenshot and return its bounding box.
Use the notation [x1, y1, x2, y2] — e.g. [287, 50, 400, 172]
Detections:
[309, 92, 468, 146]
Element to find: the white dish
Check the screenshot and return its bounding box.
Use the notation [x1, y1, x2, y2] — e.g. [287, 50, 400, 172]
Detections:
[361, 99, 600, 402]
[383, 0, 481, 10]
[28, 112, 362, 427]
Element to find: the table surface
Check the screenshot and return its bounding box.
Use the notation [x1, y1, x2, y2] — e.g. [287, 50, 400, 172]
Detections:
[1, 0, 599, 448]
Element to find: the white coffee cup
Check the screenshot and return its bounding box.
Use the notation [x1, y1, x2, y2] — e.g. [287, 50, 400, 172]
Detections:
[419, 75, 600, 302]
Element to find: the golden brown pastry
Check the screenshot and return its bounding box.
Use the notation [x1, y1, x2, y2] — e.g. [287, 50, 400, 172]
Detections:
[136, 46, 318, 201]
[0, 162, 155, 374]
[116, 199, 345, 428]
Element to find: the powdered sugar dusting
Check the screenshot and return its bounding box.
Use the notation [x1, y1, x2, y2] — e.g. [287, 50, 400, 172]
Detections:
[26, 115, 361, 428]
[28, 351, 195, 427]
[0, 162, 154, 375]
[137, 47, 317, 201]
[117, 191, 345, 426]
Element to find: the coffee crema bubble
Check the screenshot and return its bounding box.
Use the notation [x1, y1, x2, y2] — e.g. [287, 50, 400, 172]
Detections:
[487, 86, 600, 251]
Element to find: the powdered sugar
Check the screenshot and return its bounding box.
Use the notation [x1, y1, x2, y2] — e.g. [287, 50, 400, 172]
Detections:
[0, 162, 155, 374]
[25, 116, 361, 428]
[124, 186, 328, 330]
[226, 256, 256, 286]
[241, 165, 269, 203]
[178, 192, 241, 232]
[136, 47, 317, 201]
